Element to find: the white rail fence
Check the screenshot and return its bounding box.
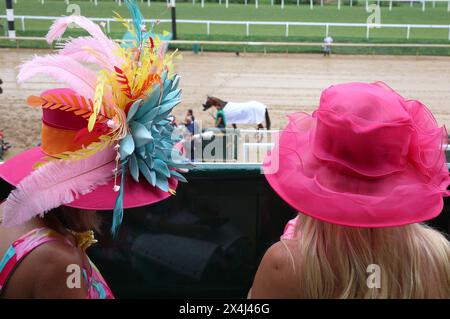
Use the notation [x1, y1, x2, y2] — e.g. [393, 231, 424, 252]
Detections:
[242, 143, 274, 162]
[1, 15, 450, 40]
[3, 36, 450, 53]
[49, 0, 450, 12]
[183, 0, 450, 11]
[11, 0, 450, 10]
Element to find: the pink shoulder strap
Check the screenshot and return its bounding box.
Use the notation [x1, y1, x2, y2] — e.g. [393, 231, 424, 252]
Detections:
[0, 227, 72, 292]
[281, 215, 299, 240]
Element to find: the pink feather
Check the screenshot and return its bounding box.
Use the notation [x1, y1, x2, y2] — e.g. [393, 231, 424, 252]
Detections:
[61, 37, 101, 63]
[2, 147, 116, 227]
[46, 16, 110, 45]
[60, 36, 123, 70]
[46, 16, 118, 68]
[17, 54, 97, 99]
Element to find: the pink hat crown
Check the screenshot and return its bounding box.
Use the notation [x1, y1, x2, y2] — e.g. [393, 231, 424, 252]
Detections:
[312, 82, 447, 179]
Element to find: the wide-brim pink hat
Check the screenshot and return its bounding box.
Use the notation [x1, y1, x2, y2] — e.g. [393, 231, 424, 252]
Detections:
[263, 82, 450, 228]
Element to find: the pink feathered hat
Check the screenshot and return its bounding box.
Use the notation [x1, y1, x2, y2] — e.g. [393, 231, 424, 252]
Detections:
[0, 5, 190, 235]
[0, 101, 176, 214]
[263, 82, 450, 228]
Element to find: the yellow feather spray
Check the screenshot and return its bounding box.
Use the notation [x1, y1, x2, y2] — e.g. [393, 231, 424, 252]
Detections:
[88, 70, 108, 132]
[33, 135, 113, 169]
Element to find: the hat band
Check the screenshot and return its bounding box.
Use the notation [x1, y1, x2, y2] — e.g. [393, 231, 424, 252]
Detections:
[41, 122, 99, 156]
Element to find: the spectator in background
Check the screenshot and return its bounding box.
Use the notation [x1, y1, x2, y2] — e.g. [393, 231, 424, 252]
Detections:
[182, 110, 200, 160]
[323, 35, 333, 56]
[187, 109, 195, 121]
[185, 109, 197, 135]
[215, 105, 227, 130]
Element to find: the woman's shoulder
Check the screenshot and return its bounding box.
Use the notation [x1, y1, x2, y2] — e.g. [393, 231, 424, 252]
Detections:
[250, 240, 301, 298]
[12, 235, 88, 298]
[263, 240, 297, 269]
[34, 240, 88, 298]
[31, 237, 81, 264]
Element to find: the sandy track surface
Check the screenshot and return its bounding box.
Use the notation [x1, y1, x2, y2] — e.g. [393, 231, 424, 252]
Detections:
[1, 49, 449, 160]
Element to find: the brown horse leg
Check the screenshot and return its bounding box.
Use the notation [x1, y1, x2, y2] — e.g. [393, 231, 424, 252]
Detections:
[264, 109, 271, 130]
[255, 124, 264, 142]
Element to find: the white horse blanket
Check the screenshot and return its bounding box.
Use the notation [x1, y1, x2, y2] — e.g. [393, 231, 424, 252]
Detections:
[223, 101, 267, 124]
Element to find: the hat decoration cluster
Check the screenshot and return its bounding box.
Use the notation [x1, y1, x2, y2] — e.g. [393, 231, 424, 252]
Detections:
[4, 0, 191, 234]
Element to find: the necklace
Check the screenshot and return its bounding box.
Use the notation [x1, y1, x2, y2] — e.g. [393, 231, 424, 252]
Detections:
[66, 229, 98, 251]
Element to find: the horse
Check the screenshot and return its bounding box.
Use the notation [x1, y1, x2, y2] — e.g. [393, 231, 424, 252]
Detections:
[202, 96, 271, 130]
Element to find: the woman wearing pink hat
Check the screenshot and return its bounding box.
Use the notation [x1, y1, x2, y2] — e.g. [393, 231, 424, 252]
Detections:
[0, 1, 190, 299]
[250, 82, 450, 298]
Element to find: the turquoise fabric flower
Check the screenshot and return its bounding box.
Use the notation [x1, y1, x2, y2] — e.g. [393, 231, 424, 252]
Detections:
[112, 71, 192, 235]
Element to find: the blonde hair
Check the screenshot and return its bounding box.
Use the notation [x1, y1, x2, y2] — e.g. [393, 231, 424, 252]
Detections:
[289, 213, 450, 298]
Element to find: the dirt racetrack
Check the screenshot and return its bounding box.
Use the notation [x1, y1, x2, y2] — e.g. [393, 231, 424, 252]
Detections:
[1, 48, 449, 160]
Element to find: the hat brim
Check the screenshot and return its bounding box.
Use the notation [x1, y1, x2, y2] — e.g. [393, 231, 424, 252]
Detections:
[263, 112, 448, 228]
[0, 147, 177, 210]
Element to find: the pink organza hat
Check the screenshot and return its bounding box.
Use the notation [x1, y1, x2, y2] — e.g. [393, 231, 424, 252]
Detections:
[263, 82, 450, 228]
